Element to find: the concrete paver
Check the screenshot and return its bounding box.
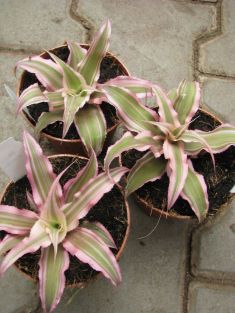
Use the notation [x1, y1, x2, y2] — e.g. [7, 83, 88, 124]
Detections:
[0, 0, 85, 51]
[56, 199, 189, 313]
[200, 77, 235, 124]
[199, 0, 235, 77]
[191, 198, 235, 280]
[188, 282, 235, 313]
[76, 0, 216, 89]
[0, 0, 235, 313]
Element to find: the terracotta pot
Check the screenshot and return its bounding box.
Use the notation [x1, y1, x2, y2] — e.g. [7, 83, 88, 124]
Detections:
[17, 44, 130, 155]
[0, 154, 130, 288]
[125, 108, 234, 221]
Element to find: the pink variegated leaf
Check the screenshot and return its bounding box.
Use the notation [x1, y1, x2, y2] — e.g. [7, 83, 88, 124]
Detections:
[179, 129, 215, 167]
[74, 104, 107, 155]
[0, 235, 23, 256]
[181, 160, 208, 221]
[167, 88, 177, 103]
[39, 245, 69, 313]
[183, 124, 235, 155]
[102, 86, 158, 133]
[163, 140, 188, 209]
[17, 83, 47, 114]
[44, 91, 64, 111]
[64, 149, 98, 203]
[40, 166, 68, 256]
[23, 131, 56, 209]
[102, 76, 154, 98]
[35, 110, 64, 137]
[0, 221, 50, 276]
[47, 52, 87, 93]
[26, 191, 38, 212]
[67, 41, 87, 69]
[82, 222, 116, 248]
[16, 56, 63, 91]
[63, 227, 121, 285]
[0, 205, 37, 235]
[153, 87, 180, 127]
[173, 80, 200, 125]
[63, 167, 128, 231]
[79, 20, 111, 85]
[104, 131, 163, 173]
[126, 152, 167, 196]
[62, 91, 91, 138]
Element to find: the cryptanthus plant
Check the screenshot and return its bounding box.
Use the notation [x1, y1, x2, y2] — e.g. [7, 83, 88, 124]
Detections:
[15, 20, 151, 156]
[103, 80, 235, 221]
[0, 131, 128, 312]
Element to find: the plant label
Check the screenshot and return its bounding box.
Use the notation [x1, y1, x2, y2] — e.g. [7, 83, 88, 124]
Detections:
[0, 137, 26, 181]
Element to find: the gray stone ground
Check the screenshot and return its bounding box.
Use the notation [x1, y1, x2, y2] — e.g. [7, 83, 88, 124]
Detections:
[0, 0, 235, 312]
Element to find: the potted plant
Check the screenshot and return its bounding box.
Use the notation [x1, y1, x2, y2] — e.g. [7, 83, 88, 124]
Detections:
[102, 80, 235, 221]
[0, 131, 130, 313]
[15, 20, 152, 156]
[15, 20, 129, 155]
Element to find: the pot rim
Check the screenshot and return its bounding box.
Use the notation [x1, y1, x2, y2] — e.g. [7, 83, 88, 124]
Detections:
[125, 107, 233, 221]
[17, 43, 130, 145]
[0, 154, 131, 287]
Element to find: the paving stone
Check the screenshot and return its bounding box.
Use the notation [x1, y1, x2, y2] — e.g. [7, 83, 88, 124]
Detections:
[55, 198, 190, 313]
[200, 77, 235, 124]
[191, 197, 235, 280]
[200, 0, 235, 76]
[188, 282, 235, 313]
[76, 0, 216, 89]
[0, 0, 85, 51]
[0, 265, 38, 313]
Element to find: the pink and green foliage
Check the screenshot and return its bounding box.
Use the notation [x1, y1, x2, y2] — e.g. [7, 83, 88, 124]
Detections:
[104, 80, 235, 221]
[15, 20, 152, 156]
[0, 131, 128, 313]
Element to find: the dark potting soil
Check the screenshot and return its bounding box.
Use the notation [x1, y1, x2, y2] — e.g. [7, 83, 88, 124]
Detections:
[122, 110, 235, 218]
[0, 156, 128, 285]
[20, 45, 126, 139]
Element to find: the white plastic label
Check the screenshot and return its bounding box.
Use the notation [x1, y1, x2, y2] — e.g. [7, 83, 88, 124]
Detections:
[231, 185, 235, 193]
[0, 137, 26, 182]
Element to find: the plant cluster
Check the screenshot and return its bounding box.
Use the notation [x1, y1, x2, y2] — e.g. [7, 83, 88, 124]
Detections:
[1, 19, 235, 313]
[0, 131, 127, 312]
[103, 81, 235, 221]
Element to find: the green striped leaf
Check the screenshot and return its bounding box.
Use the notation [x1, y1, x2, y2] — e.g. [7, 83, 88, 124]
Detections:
[63, 227, 121, 285]
[67, 41, 87, 69]
[167, 88, 177, 102]
[181, 160, 208, 221]
[0, 205, 37, 235]
[35, 110, 63, 137]
[0, 235, 22, 256]
[64, 149, 98, 203]
[44, 91, 64, 111]
[126, 152, 167, 196]
[39, 245, 69, 313]
[74, 104, 107, 155]
[173, 80, 200, 124]
[102, 86, 157, 133]
[153, 87, 180, 127]
[63, 92, 90, 138]
[63, 167, 128, 230]
[182, 125, 235, 155]
[17, 83, 47, 114]
[23, 131, 56, 209]
[48, 52, 86, 93]
[16, 56, 63, 91]
[163, 141, 188, 209]
[104, 131, 163, 172]
[79, 20, 111, 85]
[0, 221, 50, 276]
[82, 221, 116, 248]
